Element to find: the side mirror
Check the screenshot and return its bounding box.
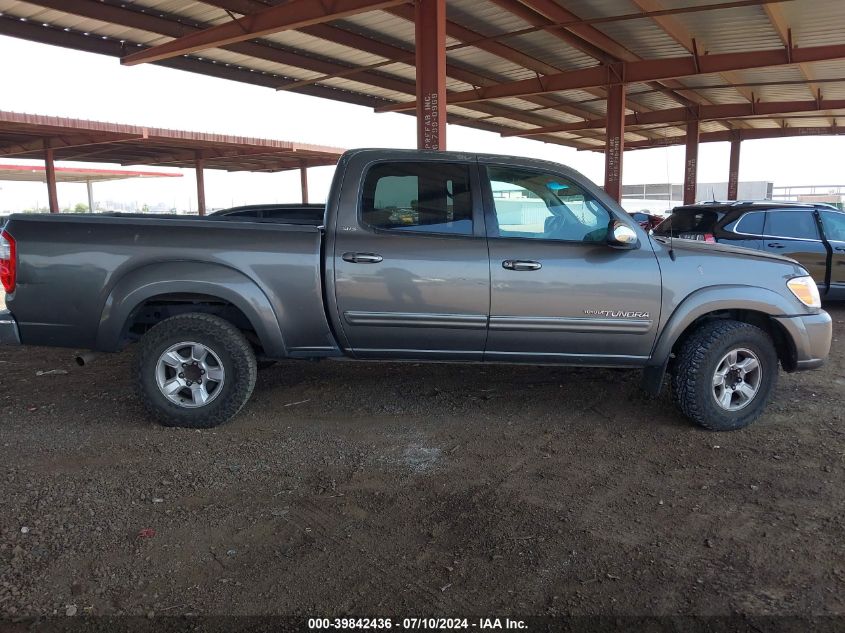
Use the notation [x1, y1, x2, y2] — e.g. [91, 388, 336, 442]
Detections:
[607, 221, 639, 249]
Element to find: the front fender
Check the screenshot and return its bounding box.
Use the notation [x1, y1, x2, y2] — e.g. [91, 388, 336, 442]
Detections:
[649, 284, 805, 366]
[96, 261, 286, 356]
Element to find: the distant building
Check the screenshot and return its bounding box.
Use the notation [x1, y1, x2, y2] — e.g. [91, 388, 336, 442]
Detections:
[622, 182, 773, 215]
[773, 185, 845, 209]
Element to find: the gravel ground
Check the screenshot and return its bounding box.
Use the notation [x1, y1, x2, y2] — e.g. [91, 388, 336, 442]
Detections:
[0, 305, 843, 618]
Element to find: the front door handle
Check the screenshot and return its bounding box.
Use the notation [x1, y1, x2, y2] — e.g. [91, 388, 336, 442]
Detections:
[767, 242, 785, 249]
[835, 246, 845, 252]
[342, 252, 383, 264]
[502, 259, 542, 271]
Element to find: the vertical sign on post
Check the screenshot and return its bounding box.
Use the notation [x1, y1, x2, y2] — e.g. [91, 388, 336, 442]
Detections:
[727, 137, 741, 201]
[684, 119, 700, 205]
[603, 82, 626, 202]
[415, 0, 447, 150]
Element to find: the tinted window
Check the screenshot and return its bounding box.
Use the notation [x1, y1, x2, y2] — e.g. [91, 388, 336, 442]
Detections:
[820, 210, 845, 241]
[361, 162, 473, 235]
[486, 166, 610, 242]
[653, 209, 719, 234]
[765, 210, 819, 240]
[729, 211, 765, 236]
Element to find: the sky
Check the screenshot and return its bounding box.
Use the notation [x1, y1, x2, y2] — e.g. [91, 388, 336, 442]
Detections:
[1, 34, 844, 213]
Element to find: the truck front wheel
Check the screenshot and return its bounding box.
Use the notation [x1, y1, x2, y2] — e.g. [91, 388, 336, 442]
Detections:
[136, 313, 257, 428]
[671, 320, 778, 431]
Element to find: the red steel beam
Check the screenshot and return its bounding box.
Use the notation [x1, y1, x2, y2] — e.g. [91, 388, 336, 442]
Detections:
[503, 99, 845, 137]
[683, 121, 700, 205]
[727, 138, 741, 200]
[121, 0, 408, 66]
[377, 42, 845, 112]
[44, 142, 59, 213]
[604, 83, 625, 202]
[589, 126, 845, 151]
[415, 0, 447, 150]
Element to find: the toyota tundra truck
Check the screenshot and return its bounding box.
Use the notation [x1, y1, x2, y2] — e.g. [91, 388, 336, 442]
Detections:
[0, 149, 833, 431]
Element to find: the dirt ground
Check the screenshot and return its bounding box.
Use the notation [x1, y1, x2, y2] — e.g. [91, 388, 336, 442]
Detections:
[0, 305, 843, 619]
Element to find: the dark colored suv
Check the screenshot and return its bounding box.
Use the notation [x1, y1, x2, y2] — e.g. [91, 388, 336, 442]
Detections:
[654, 201, 845, 300]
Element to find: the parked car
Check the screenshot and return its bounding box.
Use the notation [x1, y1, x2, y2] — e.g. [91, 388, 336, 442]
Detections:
[627, 210, 664, 231]
[653, 201, 845, 300]
[0, 150, 832, 431]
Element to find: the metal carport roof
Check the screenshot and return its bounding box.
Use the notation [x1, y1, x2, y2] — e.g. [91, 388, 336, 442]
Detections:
[1, 0, 844, 203]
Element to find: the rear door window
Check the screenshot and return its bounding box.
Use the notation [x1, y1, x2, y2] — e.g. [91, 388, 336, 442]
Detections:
[728, 211, 765, 236]
[360, 162, 473, 235]
[764, 210, 820, 240]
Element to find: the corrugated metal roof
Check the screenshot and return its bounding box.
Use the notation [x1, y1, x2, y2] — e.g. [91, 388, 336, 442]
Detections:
[1, 0, 844, 149]
[0, 110, 344, 170]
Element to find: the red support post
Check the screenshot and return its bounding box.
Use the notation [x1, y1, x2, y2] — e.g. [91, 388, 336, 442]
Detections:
[300, 161, 309, 204]
[415, 0, 447, 150]
[44, 142, 59, 213]
[683, 119, 700, 205]
[195, 153, 206, 216]
[603, 82, 625, 202]
[727, 138, 741, 200]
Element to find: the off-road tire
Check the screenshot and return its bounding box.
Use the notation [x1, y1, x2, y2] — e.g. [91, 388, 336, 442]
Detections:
[137, 313, 257, 428]
[671, 320, 778, 431]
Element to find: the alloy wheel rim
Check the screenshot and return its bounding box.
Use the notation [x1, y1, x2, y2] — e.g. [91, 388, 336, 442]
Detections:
[155, 341, 225, 408]
[712, 347, 762, 412]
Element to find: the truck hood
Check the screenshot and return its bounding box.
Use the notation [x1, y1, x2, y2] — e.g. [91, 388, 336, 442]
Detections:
[651, 235, 798, 266]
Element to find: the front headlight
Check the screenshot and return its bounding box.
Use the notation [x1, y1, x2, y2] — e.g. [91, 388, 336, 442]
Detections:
[787, 276, 821, 309]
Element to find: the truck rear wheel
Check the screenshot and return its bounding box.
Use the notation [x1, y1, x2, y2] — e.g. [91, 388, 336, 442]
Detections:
[136, 313, 257, 428]
[671, 320, 778, 431]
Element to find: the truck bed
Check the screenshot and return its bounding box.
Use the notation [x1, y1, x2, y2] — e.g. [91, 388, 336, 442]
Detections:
[2, 213, 337, 356]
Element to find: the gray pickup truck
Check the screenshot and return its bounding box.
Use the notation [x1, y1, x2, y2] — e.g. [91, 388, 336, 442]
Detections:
[0, 149, 832, 431]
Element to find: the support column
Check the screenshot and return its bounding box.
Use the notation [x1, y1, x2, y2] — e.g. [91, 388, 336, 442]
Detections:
[86, 181, 95, 213]
[415, 0, 447, 150]
[300, 161, 309, 204]
[44, 142, 59, 214]
[727, 137, 741, 201]
[683, 119, 700, 205]
[603, 83, 625, 202]
[195, 152, 206, 216]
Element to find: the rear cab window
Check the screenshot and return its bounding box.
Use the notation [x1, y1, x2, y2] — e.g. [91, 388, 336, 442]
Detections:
[360, 162, 473, 235]
[653, 209, 721, 237]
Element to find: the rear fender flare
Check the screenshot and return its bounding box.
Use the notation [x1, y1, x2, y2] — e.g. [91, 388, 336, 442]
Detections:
[96, 261, 286, 356]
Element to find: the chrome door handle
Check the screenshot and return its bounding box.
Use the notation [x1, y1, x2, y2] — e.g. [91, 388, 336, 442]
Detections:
[502, 259, 542, 271]
[342, 252, 383, 264]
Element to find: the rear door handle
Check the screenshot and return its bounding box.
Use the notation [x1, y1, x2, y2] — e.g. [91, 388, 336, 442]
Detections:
[767, 242, 785, 249]
[342, 252, 383, 264]
[835, 246, 845, 252]
[502, 259, 542, 271]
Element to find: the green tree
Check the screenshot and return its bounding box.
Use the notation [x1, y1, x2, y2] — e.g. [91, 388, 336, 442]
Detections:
[73, 203, 89, 213]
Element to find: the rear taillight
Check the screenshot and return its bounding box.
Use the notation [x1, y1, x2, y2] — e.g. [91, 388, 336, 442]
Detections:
[703, 233, 716, 243]
[0, 229, 16, 293]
